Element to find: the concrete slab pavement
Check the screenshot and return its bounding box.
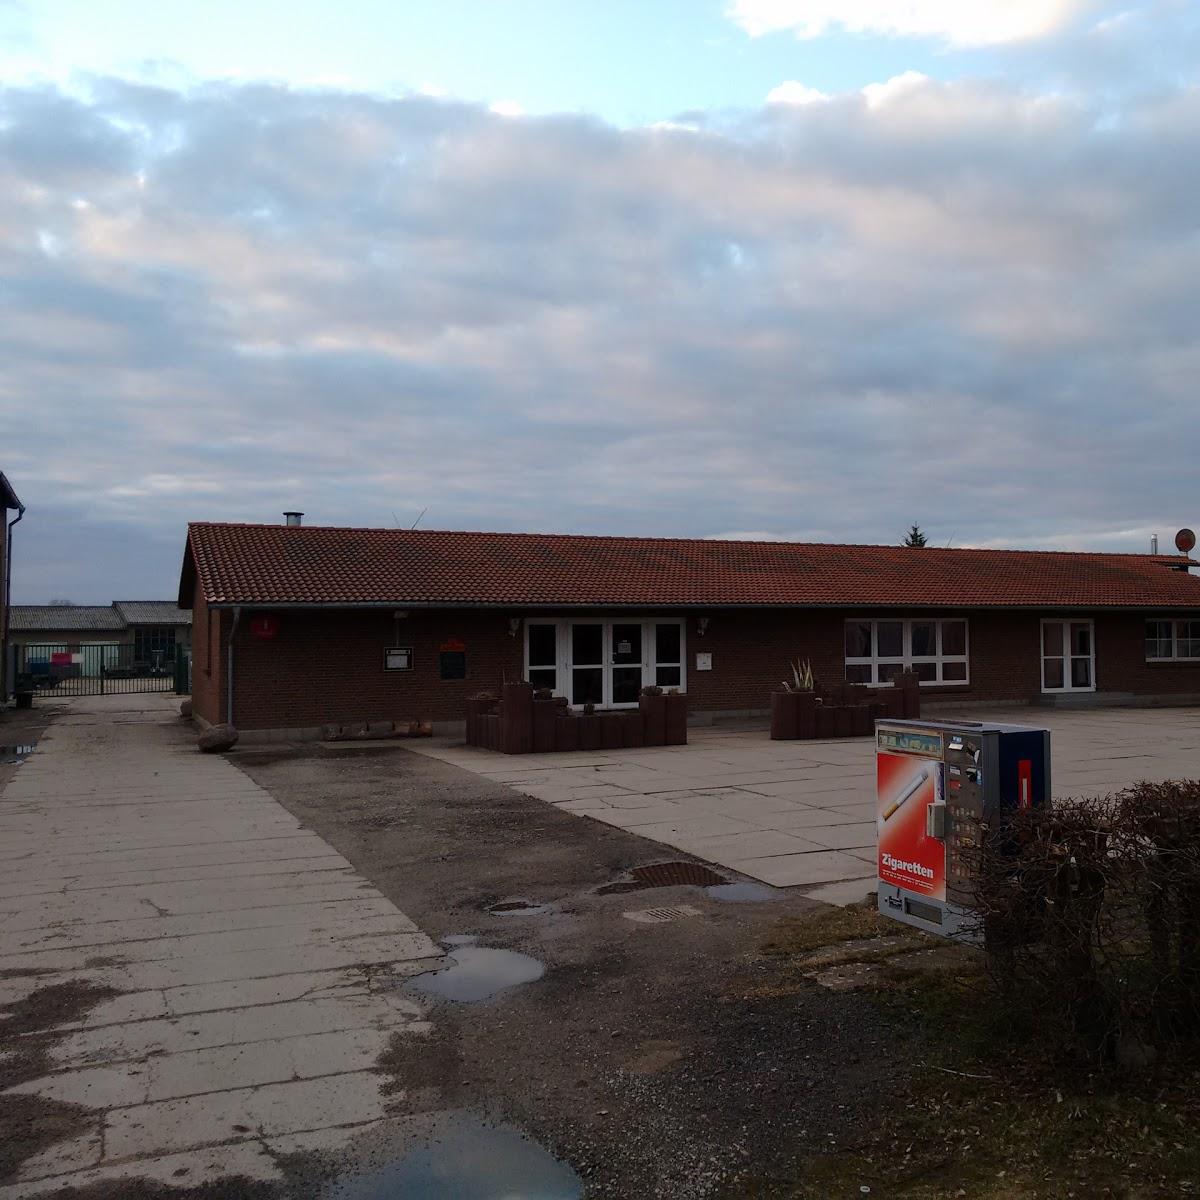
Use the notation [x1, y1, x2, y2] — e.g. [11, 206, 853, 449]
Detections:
[409, 705, 1200, 904]
[0, 693, 442, 1197]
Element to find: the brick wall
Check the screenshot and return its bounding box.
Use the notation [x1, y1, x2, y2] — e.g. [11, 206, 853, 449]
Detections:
[228, 608, 523, 730]
[202, 603, 1200, 732]
[189, 583, 226, 726]
[0, 525, 6, 697]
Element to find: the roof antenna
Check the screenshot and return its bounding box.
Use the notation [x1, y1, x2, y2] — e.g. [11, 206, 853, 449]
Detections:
[943, 532, 956, 548]
[410, 507, 428, 530]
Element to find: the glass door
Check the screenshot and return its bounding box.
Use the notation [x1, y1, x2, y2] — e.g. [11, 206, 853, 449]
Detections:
[610, 623, 644, 706]
[570, 623, 605, 706]
[1041, 619, 1095, 692]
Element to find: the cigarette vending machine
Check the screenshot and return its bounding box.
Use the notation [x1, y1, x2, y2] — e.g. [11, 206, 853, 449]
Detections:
[876, 718, 1051, 940]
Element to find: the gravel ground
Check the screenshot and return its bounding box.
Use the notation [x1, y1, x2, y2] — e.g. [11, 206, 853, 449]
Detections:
[221, 740, 908, 1199]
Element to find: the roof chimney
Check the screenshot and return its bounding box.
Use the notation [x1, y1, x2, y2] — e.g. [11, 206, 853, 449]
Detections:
[1151, 534, 1159, 554]
[284, 512, 304, 527]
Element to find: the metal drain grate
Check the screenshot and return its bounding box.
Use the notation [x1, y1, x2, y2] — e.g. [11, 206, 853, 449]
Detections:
[624, 904, 704, 925]
[597, 860, 726, 896]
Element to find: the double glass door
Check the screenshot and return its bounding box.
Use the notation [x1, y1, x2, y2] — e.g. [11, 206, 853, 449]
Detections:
[525, 619, 685, 709]
[570, 622, 644, 707]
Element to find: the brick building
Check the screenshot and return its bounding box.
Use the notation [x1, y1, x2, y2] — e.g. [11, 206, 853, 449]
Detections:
[1, 472, 25, 702]
[179, 520, 1200, 737]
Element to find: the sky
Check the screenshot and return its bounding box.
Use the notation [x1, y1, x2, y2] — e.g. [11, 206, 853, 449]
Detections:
[1, 0, 1199, 601]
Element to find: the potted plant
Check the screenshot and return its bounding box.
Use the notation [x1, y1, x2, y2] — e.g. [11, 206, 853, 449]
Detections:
[771, 658, 818, 740]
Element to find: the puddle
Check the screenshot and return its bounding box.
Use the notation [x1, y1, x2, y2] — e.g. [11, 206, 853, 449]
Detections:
[704, 881, 786, 904]
[323, 1109, 582, 1199]
[487, 900, 552, 917]
[408, 941, 544, 1002]
[0, 744, 36, 764]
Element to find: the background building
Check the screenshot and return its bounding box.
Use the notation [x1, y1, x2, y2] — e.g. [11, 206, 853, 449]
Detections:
[9, 601, 192, 664]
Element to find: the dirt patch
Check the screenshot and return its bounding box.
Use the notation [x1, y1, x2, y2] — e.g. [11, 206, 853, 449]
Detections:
[0, 980, 122, 1182]
[0, 1094, 95, 1185]
[31, 1176, 288, 1200]
[0, 980, 120, 1090]
[230, 743, 913, 1198]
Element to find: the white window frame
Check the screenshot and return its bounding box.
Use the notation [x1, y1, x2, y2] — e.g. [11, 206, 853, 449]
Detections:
[1145, 618, 1200, 662]
[522, 617, 687, 709]
[843, 618, 970, 687]
[1040, 618, 1096, 694]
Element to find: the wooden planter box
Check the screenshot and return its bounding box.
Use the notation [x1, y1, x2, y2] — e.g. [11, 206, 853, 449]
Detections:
[640, 692, 667, 747]
[771, 692, 819, 740]
[532, 696, 565, 752]
[554, 714, 580, 753]
[500, 682, 534, 755]
[664, 694, 688, 745]
[600, 712, 625, 750]
[578, 714, 602, 751]
[770, 691, 799, 740]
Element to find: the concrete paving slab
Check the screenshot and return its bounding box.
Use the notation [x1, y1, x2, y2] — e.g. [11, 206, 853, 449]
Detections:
[0, 693, 443, 1195]
[408, 705, 1200, 904]
[104, 1071, 387, 1159]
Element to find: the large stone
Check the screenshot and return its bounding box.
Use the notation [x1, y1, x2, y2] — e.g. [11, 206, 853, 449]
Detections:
[197, 723, 239, 753]
[179, 699, 193, 719]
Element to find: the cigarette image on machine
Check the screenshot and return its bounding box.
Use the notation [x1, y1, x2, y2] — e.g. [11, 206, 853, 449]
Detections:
[881, 765, 929, 822]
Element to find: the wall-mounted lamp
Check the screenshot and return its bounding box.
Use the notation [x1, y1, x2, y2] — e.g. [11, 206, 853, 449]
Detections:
[508, 617, 522, 638]
[697, 616, 710, 637]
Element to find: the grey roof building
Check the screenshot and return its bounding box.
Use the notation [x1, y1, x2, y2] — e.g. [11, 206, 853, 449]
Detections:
[9, 602, 192, 647]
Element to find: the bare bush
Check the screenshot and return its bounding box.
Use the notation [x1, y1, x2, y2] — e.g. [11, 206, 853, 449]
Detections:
[969, 781, 1200, 1064]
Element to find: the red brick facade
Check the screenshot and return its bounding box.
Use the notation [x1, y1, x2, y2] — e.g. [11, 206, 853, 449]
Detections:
[187, 591, 1200, 732]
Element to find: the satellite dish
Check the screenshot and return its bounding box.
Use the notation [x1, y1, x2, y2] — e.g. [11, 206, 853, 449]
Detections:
[1175, 528, 1196, 553]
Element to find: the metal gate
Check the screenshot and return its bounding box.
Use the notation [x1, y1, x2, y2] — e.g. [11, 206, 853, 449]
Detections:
[16, 643, 183, 696]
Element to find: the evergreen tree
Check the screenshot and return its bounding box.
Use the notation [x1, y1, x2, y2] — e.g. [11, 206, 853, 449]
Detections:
[903, 525, 928, 547]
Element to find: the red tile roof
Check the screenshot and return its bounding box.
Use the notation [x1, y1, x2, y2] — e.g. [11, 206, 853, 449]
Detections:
[180, 523, 1200, 611]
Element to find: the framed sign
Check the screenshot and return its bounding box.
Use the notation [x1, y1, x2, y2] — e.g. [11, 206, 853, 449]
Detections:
[384, 647, 413, 671]
[695, 652, 713, 672]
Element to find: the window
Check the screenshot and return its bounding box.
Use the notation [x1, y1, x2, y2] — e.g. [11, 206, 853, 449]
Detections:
[654, 622, 683, 688]
[1146, 619, 1200, 662]
[844, 618, 969, 686]
[523, 618, 686, 707]
[526, 623, 558, 690]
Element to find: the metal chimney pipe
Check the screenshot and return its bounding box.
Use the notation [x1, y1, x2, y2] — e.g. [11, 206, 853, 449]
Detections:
[1151, 534, 1159, 554]
[284, 512, 304, 527]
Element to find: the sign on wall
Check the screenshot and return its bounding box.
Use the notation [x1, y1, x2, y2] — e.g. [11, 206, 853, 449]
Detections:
[250, 616, 280, 640]
[384, 647, 413, 671]
[695, 652, 713, 671]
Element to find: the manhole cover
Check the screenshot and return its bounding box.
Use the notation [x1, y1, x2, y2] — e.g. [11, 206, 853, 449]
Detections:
[597, 861, 726, 895]
[623, 904, 704, 925]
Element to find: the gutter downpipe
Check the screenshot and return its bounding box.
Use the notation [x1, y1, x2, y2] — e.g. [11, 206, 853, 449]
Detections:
[3, 502, 26, 701]
[227, 606, 242, 725]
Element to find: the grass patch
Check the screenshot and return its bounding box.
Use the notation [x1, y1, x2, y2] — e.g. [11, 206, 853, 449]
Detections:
[736, 904, 1200, 1199]
[760, 902, 922, 958]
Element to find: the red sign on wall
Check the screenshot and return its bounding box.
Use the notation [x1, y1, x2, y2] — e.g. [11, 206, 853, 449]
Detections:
[440, 638, 466, 652]
[250, 616, 280, 640]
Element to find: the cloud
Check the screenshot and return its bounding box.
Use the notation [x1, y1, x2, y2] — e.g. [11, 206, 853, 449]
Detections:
[765, 81, 828, 106]
[728, 0, 1090, 46]
[1, 58, 1199, 599]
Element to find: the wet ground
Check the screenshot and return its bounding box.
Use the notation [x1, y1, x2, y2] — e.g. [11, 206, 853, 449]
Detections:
[226, 740, 903, 1198]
